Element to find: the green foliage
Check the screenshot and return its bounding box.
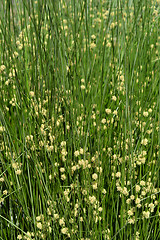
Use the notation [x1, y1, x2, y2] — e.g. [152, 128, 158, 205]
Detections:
[0, 0, 160, 239]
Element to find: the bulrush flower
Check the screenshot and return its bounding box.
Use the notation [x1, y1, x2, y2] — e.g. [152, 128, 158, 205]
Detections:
[105, 108, 112, 114]
[59, 217, 65, 226]
[0, 65, 6, 72]
[101, 118, 106, 124]
[61, 227, 68, 234]
[15, 169, 22, 175]
[143, 111, 148, 117]
[74, 150, 80, 157]
[141, 138, 148, 146]
[143, 211, 150, 219]
[36, 222, 42, 229]
[112, 96, 117, 101]
[92, 173, 98, 180]
[135, 185, 141, 193]
[81, 85, 85, 90]
[89, 195, 96, 204]
[29, 91, 34, 97]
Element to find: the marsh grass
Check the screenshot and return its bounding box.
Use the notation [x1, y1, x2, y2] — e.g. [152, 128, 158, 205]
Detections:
[0, 0, 160, 239]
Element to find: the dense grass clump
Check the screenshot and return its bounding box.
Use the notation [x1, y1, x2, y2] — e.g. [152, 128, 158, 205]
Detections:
[0, 0, 160, 239]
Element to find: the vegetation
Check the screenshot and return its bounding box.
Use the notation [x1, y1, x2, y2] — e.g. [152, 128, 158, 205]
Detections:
[0, 0, 160, 239]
